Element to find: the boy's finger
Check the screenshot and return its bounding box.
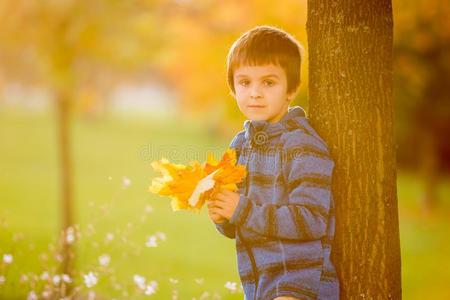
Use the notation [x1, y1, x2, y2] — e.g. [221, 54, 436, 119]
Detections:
[213, 195, 228, 204]
[213, 192, 227, 201]
[215, 207, 226, 216]
[210, 205, 221, 211]
[212, 202, 225, 210]
[209, 201, 221, 209]
[210, 206, 222, 214]
[219, 188, 232, 195]
[214, 189, 226, 196]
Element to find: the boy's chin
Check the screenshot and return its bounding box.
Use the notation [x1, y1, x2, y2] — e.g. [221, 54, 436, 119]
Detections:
[249, 117, 269, 122]
[245, 114, 269, 122]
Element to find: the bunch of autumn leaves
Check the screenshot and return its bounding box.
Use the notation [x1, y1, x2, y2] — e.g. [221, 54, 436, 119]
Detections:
[149, 149, 247, 212]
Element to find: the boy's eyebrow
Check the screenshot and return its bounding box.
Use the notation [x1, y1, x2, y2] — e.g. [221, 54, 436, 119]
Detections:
[235, 74, 280, 79]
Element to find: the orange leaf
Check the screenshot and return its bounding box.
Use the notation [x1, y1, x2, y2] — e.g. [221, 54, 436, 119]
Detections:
[149, 148, 246, 212]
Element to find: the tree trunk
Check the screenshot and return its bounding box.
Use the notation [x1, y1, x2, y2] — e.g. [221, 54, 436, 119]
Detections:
[51, 14, 76, 295]
[56, 88, 74, 295]
[306, 1, 402, 299]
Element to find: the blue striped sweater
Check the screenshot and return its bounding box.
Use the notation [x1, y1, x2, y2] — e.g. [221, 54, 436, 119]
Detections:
[215, 106, 339, 300]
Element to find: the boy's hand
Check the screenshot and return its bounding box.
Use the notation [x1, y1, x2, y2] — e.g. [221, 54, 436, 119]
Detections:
[209, 188, 240, 221]
[207, 201, 227, 224]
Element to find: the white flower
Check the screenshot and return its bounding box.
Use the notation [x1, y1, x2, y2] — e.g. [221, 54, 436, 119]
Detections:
[40, 272, 49, 281]
[98, 254, 111, 267]
[144, 280, 158, 295]
[199, 291, 210, 299]
[145, 205, 153, 213]
[3, 254, 13, 264]
[133, 274, 146, 290]
[86, 224, 95, 235]
[88, 291, 96, 300]
[84, 272, 98, 288]
[169, 277, 179, 284]
[195, 278, 204, 285]
[66, 227, 75, 244]
[145, 236, 158, 248]
[39, 253, 49, 261]
[27, 291, 38, 300]
[20, 274, 29, 282]
[155, 232, 166, 241]
[52, 275, 61, 285]
[0, 276, 5, 285]
[62, 274, 72, 283]
[66, 233, 75, 244]
[106, 232, 114, 242]
[42, 290, 51, 299]
[122, 176, 131, 188]
[225, 281, 237, 292]
[145, 231, 166, 248]
[172, 289, 179, 300]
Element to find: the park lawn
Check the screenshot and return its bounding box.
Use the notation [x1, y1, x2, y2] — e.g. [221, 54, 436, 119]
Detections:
[397, 172, 450, 300]
[1, 109, 450, 299]
[0, 109, 241, 299]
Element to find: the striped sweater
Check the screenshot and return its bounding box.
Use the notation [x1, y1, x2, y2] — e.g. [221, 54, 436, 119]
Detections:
[215, 106, 340, 300]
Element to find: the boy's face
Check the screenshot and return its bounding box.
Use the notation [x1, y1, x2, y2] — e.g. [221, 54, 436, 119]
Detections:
[233, 63, 294, 124]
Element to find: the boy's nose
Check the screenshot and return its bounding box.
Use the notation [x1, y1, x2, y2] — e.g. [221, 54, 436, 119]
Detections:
[250, 86, 263, 99]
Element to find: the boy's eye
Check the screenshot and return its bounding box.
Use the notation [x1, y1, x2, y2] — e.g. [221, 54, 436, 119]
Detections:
[238, 80, 275, 87]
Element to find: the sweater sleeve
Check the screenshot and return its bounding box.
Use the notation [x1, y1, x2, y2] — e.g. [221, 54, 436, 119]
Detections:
[215, 220, 236, 239]
[214, 131, 245, 239]
[228, 135, 335, 241]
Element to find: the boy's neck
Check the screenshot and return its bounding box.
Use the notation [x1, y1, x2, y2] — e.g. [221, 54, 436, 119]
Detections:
[265, 105, 290, 124]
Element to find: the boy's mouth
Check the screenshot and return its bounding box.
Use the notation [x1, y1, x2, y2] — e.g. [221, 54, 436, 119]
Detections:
[248, 105, 265, 108]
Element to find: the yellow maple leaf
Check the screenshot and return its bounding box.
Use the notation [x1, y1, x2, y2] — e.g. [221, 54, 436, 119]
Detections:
[203, 148, 246, 193]
[149, 148, 246, 212]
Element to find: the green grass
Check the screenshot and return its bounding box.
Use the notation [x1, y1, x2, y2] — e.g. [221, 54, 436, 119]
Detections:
[1, 109, 450, 299]
[0, 109, 240, 299]
[397, 171, 450, 300]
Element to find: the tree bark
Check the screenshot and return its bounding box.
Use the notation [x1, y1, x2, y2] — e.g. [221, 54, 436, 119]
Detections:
[306, 1, 401, 299]
[56, 88, 74, 295]
[51, 13, 76, 294]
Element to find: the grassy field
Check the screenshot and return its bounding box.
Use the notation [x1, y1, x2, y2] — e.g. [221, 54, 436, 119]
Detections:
[1, 109, 449, 299]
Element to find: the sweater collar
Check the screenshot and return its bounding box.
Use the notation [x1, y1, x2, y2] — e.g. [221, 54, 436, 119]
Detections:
[243, 105, 307, 146]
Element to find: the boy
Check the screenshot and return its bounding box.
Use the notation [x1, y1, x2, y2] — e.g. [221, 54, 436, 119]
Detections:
[207, 25, 339, 300]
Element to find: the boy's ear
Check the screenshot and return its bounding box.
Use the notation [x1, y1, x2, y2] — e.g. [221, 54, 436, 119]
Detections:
[287, 84, 301, 101]
[287, 92, 296, 102]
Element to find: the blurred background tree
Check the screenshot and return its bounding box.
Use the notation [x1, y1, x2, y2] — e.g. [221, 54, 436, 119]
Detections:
[394, 0, 450, 211]
[157, 0, 309, 136]
[0, 0, 168, 291]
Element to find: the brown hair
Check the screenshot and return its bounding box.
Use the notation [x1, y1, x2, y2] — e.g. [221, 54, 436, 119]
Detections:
[226, 25, 303, 96]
